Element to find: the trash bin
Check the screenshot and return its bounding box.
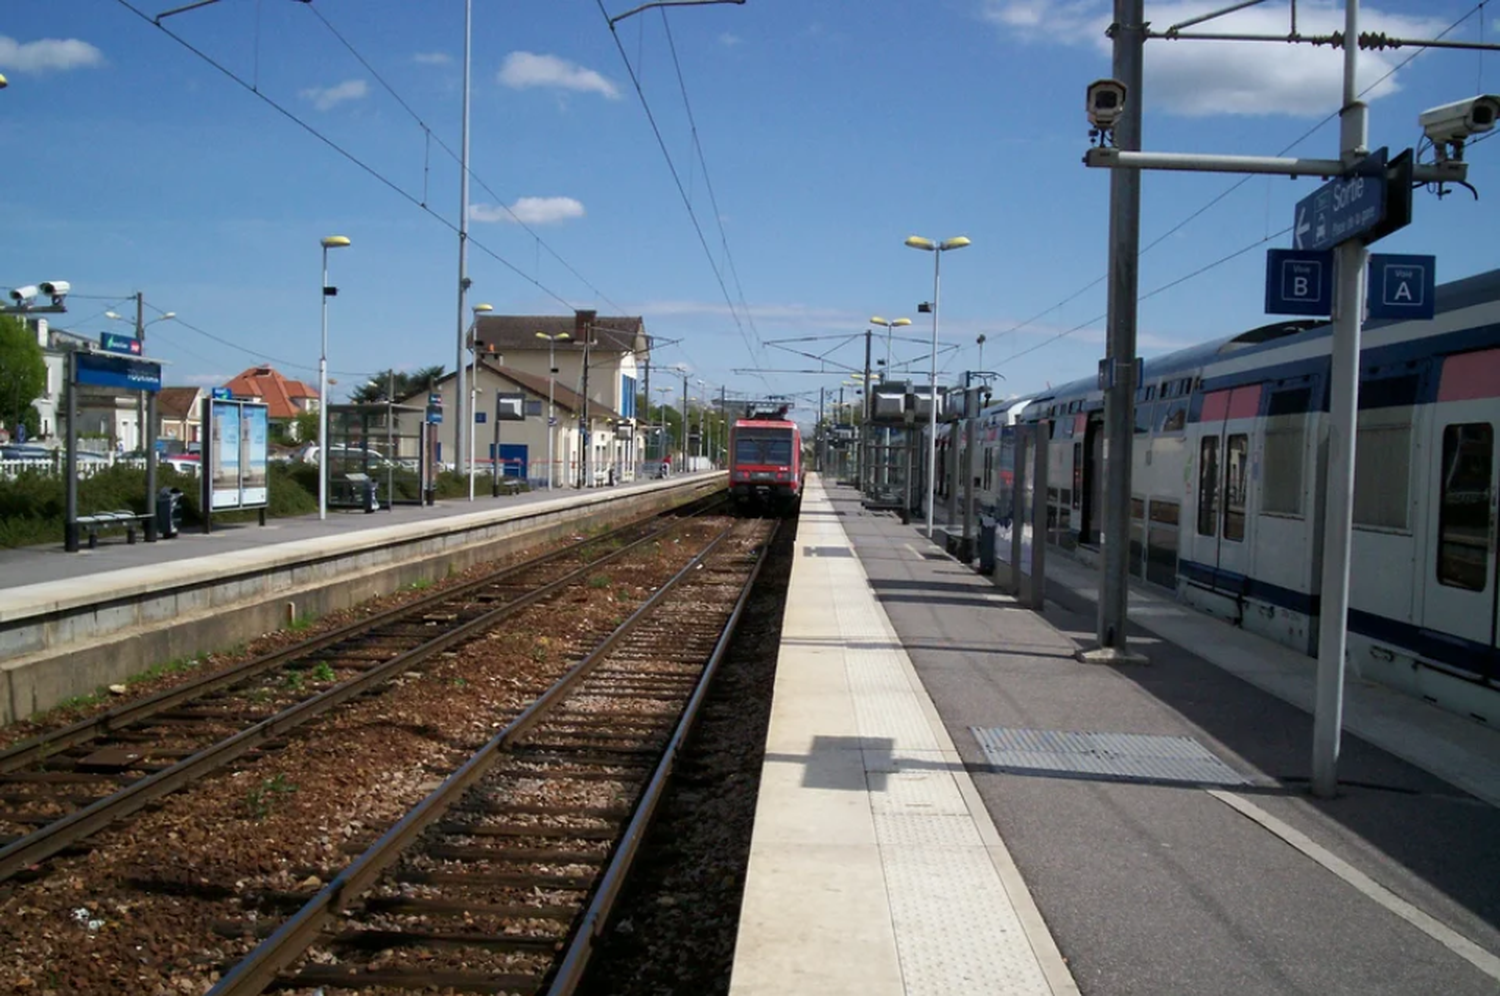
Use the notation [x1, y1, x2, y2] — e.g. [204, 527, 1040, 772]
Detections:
[157, 487, 183, 539]
[978, 518, 996, 575]
[361, 478, 380, 513]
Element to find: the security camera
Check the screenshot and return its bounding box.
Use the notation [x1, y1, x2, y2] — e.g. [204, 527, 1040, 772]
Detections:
[1087, 79, 1128, 130]
[8, 285, 39, 304]
[1419, 95, 1500, 145]
[39, 280, 70, 302]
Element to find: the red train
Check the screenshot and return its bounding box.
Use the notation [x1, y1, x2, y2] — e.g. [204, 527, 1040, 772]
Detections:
[727, 409, 803, 513]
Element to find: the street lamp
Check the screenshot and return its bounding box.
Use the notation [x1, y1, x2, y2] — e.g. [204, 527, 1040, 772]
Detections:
[468, 303, 494, 500]
[0, 74, 8, 89]
[904, 234, 971, 538]
[318, 235, 352, 521]
[654, 385, 673, 471]
[106, 306, 177, 451]
[977, 333, 987, 373]
[536, 331, 570, 488]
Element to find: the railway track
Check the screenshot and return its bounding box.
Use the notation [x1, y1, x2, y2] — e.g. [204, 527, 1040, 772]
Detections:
[0, 497, 723, 883]
[208, 517, 778, 995]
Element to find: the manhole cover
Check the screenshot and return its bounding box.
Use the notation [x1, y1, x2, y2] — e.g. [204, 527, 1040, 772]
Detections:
[971, 726, 1250, 786]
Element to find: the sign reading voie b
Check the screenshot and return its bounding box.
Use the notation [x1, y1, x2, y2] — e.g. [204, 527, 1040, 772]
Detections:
[1265, 248, 1334, 316]
[1293, 148, 1387, 252]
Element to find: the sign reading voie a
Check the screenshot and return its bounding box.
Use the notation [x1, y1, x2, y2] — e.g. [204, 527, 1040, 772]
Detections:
[1367, 254, 1436, 321]
[1293, 148, 1387, 252]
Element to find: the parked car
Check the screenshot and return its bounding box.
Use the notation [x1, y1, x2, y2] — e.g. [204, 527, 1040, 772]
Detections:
[0, 444, 53, 464]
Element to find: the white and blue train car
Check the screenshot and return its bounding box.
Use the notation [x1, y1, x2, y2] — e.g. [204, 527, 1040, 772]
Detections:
[967, 268, 1500, 725]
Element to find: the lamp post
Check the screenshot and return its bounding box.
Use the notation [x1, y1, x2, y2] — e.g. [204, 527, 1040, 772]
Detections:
[904, 234, 971, 538]
[536, 331, 570, 488]
[465, 302, 494, 501]
[317, 235, 351, 521]
[977, 333, 987, 374]
[105, 301, 176, 452]
[869, 316, 910, 487]
[654, 385, 673, 470]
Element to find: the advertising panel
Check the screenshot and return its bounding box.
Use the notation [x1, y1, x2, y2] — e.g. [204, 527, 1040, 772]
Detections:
[241, 404, 269, 506]
[210, 401, 242, 509]
[76, 352, 162, 392]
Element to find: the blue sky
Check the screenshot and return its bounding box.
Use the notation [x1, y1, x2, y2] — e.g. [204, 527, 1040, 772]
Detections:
[2, 0, 1496, 422]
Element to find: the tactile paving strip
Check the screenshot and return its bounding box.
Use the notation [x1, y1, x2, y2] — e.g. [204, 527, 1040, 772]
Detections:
[972, 725, 1252, 785]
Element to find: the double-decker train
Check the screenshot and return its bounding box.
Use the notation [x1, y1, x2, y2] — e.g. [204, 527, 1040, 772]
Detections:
[934, 267, 1500, 725]
[727, 407, 804, 514]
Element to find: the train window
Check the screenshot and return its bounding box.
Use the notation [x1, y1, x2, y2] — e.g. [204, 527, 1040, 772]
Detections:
[1156, 400, 1188, 434]
[1353, 411, 1412, 531]
[1223, 434, 1248, 541]
[1436, 423, 1493, 592]
[1267, 387, 1312, 417]
[1135, 402, 1156, 434]
[1197, 436, 1219, 537]
[1262, 420, 1305, 516]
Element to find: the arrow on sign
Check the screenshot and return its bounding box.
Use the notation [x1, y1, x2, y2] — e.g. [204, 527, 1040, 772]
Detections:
[1294, 207, 1311, 250]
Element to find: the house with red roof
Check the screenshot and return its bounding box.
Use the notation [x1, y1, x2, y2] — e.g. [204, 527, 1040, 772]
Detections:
[222, 365, 319, 438]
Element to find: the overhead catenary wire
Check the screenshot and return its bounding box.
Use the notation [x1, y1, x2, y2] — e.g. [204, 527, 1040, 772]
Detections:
[111, 0, 591, 316]
[596, 0, 767, 385]
[301, 3, 629, 315]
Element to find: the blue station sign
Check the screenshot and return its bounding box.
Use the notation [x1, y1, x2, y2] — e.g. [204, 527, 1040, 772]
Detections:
[211, 386, 233, 400]
[100, 331, 143, 356]
[1367, 254, 1436, 321]
[1293, 148, 1388, 252]
[76, 352, 162, 392]
[1265, 248, 1334, 316]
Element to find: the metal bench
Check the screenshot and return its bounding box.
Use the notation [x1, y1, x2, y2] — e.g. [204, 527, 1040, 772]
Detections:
[75, 510, 150, 549]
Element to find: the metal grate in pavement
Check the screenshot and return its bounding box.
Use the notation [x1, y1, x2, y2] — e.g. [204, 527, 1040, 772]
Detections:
[971, 725, 1251, 786]
[804, 545, 854, 557]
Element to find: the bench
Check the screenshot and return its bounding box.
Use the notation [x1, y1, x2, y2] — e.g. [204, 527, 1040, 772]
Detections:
[76, 510, 150, 549]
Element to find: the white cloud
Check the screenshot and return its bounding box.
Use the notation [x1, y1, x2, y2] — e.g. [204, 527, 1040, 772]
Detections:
[0, 35, 104, 73]
[183, 373, 231, 387]
[981, 1, 1450, 117]
[498, 52, 620, 100]
[413, 51, 452, 65]
[719, 33, 742, 47]
[470, 196, 586, 225]
[299, 79, 368, 112]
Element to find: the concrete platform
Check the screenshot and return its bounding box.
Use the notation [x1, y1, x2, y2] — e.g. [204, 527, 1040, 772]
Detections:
[0, 474, 722, 723]
[731, 475, 1500, 996]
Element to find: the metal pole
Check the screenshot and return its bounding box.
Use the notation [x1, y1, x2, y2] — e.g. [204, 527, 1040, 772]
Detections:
[318, 244, 330, 521]
[963, 381, 978, 557]
[387, 370, 394, 510]
[680, 369, 688, 469]
[454, 0, 473, 484]
[925, 249, 941, 538]
[581, 334, 592, 487]
[1094, 0, 1146, 658]
[145, 389, 158, 540]
[861, 327, 872, 494]
[1313, 0, 1366, 800]
[135, 292, 147, 452]
[64, 351, 79, 552]
[547, 341, 556, 489]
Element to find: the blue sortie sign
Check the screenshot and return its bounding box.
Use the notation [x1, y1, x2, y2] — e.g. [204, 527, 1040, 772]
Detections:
[1293, 148, 1388, 252]
[1265, 249, 1334, 316]
[1367, 254, 1436, 321]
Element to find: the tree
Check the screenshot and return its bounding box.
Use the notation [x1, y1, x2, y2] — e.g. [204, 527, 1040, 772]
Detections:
[350, 366, 446, 404]
[0, 315, 46, 437]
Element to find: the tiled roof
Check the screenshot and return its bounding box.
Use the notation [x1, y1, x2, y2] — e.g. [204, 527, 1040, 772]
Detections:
[223, 366, 317, 419]
[473, 315, 648, 356]
[156, 387, 203, 420]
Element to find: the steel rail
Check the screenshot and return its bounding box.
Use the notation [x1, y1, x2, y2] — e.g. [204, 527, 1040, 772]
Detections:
[0, 495, 720, 775]
[547, 520, 779, 995]
[0, 511, 717, 882]
[207, 525, 738, 996]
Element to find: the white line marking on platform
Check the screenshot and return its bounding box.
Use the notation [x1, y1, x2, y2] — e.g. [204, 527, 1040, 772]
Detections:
[1209, 789, 1500, 982]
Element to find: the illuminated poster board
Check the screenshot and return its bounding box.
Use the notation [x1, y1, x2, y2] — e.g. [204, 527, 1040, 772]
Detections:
[204, 398, 270, 511]
[242, 405, 269, 506]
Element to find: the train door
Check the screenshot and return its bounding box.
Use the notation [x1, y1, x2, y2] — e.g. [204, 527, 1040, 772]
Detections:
[1420, 414, 1499, 656]
[1079, 415, 1104, 546]
[1194, 385, 1262, 583]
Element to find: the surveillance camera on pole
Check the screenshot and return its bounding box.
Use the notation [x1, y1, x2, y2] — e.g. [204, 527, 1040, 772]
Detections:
[9, 285, 39, 305]
[1420, 95, 1500, 159]
[1087, 78, 1128, 142]
[39, 281, 70, 306]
